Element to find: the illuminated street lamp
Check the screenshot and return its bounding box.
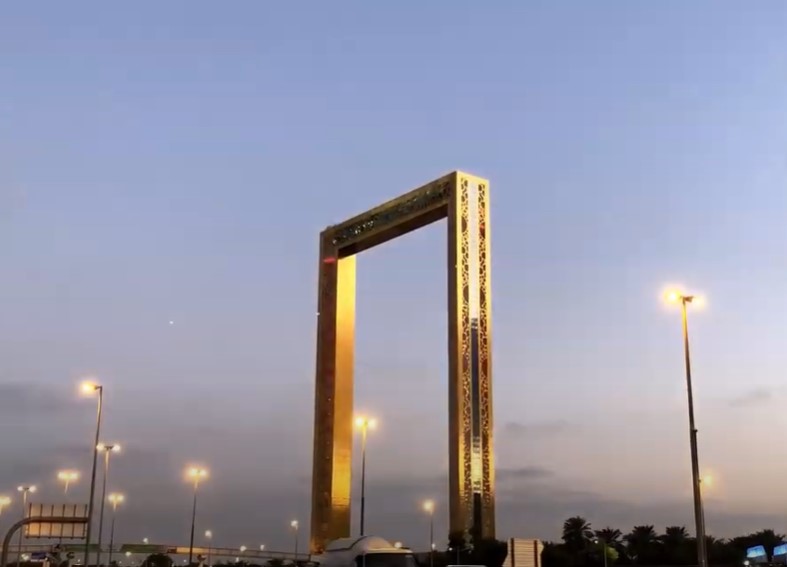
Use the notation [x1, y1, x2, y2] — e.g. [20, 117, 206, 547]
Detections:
[16, 485, 36, 567]
[204, 531, 213, 567]
[422, 500, 435, 567]
[96, 443, 121, 567]
[186, 467, 208, 566]
[57, 470, 80, 496]
[108, 493, 125, 566]
[0, 495, 11, 517]
[239, 546, 247, 554]
[80, 380, 104, 567]
[290, 520, 299, 558]
[259, 545, 265, 552]
[665, 289, 707, 567]
[354, 416, 377, 535]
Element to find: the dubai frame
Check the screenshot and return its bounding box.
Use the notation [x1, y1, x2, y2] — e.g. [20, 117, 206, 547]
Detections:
[310, 171, 495, 552]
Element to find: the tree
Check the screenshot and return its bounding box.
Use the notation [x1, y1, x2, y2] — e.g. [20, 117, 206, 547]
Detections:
[595, 528, 622, 547]
[142, 554, 173, 567]
[563, 517, 594, 552]
[660, 526, 690, 565]
[625, 526, 660, 565]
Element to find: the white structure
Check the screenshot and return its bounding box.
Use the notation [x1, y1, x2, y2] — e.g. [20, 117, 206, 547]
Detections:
[312, 536, 417, 567]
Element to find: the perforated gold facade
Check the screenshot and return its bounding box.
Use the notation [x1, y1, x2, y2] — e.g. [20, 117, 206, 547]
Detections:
[311, 171, 494, 553]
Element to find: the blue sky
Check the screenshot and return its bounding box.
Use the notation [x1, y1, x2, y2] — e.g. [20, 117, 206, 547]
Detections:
[2, 0, 787, 551]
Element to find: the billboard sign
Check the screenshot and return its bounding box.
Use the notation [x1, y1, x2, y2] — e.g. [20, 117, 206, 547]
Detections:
[24, 503, 88, 539]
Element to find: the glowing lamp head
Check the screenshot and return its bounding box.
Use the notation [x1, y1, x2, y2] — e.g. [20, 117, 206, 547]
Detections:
[290, 520, 299, 529]
[125, 552, 132, 558]
[355, 416, 378, 430]
[98, 443, 121, 453]
[17, 485, 36, 493]
[423, 499, 435, 513]
[239, 546, 247, 553]
[204, 530, 213, 539]
[0, 496, 11, 506]
[187, 467, 209, 482]
[58, 470, 79, 482]
[108, 493, 125, 505]
[80, 381, 101, 395]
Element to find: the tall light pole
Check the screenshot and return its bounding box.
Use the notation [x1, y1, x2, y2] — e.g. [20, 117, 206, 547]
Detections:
[96, 444, 121, 567]
[57, 470, 80, 497]
[666, 289, 707, 567]
[16, 485, 36, 567]
[422, 500, 435, 567]
[204, 531, 213, 567]
[593, 538, 608, 567]
[290, 520, 299, 558]
[107, 493, 124, 566]
[354, 416, 377, 536]
[187, 467, 208, 566]
[0, 495, 11, 518]
[80, 380, 104, 567]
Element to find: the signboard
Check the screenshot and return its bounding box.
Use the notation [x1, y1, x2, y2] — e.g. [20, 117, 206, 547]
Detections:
[746, 545, 768, 564]
[25, 504, 88, 539]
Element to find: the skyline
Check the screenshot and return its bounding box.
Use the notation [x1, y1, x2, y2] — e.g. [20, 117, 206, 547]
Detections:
[3, 0, 787, 551]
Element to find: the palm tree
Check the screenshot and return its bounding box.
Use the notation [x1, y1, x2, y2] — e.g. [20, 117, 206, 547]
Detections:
[625, 525, 660, 564]
[661, 526, 690, 565]
[595, 528, 623, 547]
[563, 516, 593, 552]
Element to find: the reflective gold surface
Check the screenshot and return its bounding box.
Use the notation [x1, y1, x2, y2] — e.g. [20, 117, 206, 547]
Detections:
[311, 172, 494, 552]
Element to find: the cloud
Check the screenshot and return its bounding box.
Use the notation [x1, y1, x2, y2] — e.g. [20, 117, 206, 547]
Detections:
[728, 388, 773, 408]
[503, 419, 573, 437]
[0, 382, 73, 414]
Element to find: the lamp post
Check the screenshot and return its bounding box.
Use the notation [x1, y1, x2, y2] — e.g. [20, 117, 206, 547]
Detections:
[16, 485, 36, 567]
[80, 380, 104, 567]
[0, 496, 11, 517]
[57, 470, 80, 497]
[204, 531, 213, 567]
[666, 289, 707, 567]
[593, 538, 608, 567]
[107, 493, 124, 566]
[57, 470, 80, 543]
[422, 500, 435, 567]
[187, 467, 208, 566]
[354, 416, 377, 536]
[96, 444, 121, 567]
[290, 520, 299, 558]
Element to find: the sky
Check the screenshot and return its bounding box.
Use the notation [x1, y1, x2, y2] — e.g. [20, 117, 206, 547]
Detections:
[2, 0, 787, 553]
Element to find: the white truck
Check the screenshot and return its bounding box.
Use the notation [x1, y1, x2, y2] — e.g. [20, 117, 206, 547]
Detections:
[311, 536, 419, 567]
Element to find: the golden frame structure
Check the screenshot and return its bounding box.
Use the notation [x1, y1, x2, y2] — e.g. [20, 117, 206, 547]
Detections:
[311, 171, 494, 552]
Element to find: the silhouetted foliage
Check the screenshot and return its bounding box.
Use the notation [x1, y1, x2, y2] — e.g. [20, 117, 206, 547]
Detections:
[141, 554, 173, 567]
[542, 517, 787, 567]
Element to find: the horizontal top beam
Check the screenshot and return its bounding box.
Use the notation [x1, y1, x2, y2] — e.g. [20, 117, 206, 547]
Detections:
[323, 171, 460, 256]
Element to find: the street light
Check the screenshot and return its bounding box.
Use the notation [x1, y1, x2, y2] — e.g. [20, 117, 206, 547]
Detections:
[16, 486, 36, 567]
[186, 467, 208, 566]
[204, 531, 213, 567]
[665, 289, 707, 567]
[290, 520, 299, 558]
[0, 495, 11, 517]
[593, 538, 608, 567]
[57, 470, 80, 496]
[259, 545, 265, 552]
[80, 380, 104, 567]
[239, 546, 247, 554]
[107, 493, 125, 566]
[423, 500, 435, 567]
[96, 444, 120, 567]
[354, 416, 377, 536]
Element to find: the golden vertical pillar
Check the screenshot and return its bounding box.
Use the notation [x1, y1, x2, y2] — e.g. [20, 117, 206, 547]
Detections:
[311, 172, 494, 553]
